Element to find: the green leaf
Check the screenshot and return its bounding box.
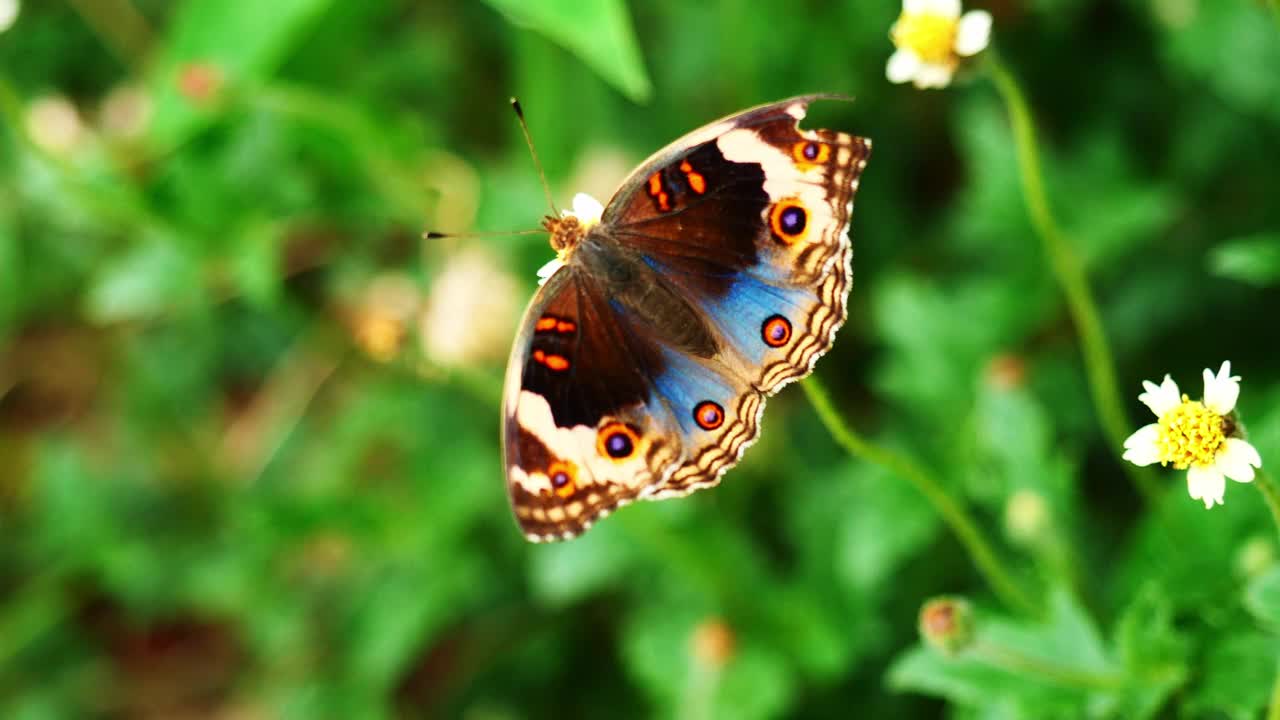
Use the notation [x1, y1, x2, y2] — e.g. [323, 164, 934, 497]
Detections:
[871, 273, 1002, 418]
[1161, 2, 1280, 120]
[621, 605, 794, 720]
[1184, 632, 1276, 720]
[84, 237, 198, 323]
[1111, 586, 1190, 720]
[148, 0, 337, 148]
[1052, 137, 1177, 268]
[527, 519, 638, 607]
[482, 0, 652, 102]
[888, 590, 1120, 717]
[344, 559, 484, 695]
[230, 220, 285, 309]
[831, 462, 940, 594]
[1244, 566, 1280, 627]
[1209, 234, 1280, 287]
[1116, 484, 1265, 612]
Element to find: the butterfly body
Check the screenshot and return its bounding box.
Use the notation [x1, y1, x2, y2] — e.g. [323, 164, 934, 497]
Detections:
[503, 96, 871, 542]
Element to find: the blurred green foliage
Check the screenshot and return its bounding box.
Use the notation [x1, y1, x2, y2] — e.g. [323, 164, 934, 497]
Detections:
[2, 1, 1279, 718]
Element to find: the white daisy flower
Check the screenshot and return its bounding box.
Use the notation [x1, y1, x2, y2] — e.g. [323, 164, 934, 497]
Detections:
[887, 0, 993, 90]
[1123, 361, 1263, 509]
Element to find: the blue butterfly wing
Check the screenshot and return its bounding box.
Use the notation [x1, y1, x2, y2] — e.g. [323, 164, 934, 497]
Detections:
[606, 99, 870, 497]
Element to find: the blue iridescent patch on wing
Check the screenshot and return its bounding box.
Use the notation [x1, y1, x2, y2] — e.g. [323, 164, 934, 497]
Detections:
[704, 273, 812, 363]
[650, 348, 737, 436]
[642, 256, 812, 364]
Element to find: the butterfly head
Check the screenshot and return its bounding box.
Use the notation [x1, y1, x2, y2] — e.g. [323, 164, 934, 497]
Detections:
[542, 214, 585, 257]
[541, 192, 604, 260]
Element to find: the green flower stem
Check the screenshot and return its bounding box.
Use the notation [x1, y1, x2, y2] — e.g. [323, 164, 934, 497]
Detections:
[66, 0, 153, 70]
[679, 658, 722, 720]
[971, 639, 1127, 691]
[1269, 659, 1280, 720]
[1255, 469, 1280, 544]
[803, 377, 1039, 616]
[985, 55, 1160, 504]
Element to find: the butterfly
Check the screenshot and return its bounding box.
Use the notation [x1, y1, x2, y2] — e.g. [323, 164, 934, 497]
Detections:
[502, 95, 871, 542]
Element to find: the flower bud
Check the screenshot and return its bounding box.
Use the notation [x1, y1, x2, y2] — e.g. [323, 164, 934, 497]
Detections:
[1003, 489, 1049, 547]
[1235, 536, 1276, 580]
[691, 618, 736, 670]
[919, 596, 974, 656]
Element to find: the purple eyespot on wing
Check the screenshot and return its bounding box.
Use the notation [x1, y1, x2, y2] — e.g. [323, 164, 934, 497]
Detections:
[780, 206, 806, 235]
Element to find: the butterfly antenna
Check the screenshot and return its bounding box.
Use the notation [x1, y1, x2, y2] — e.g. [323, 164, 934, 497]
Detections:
[511, 97, 558, 215]
[423, 229, 544, 240]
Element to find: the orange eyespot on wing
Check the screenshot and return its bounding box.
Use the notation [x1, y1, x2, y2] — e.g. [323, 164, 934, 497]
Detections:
[792, 140, 830, 168]
[547, 461, 578, 498]
[693, 401, 725, 431]
[597, 422, 641, 461]
[761, 315, 792, 347]
[769, 200, 808, 244]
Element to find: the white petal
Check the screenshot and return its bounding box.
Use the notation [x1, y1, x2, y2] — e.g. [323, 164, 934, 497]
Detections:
[1122, 424, 1162, 466]
[1138, 375, 1181, 417]
[913, 62, 955, 89]
[911, 0, 961, 19]
[886, 48, 923, 84]
[567, 192, 603, 226]
[1202, 360, 1241, 415]
[0, 0, 19, 34]
[1187, 465, 1226, 509]
[1216, 438, 1262, 483]
[954, 10, 993, 56]
[535, 258, 565, 286]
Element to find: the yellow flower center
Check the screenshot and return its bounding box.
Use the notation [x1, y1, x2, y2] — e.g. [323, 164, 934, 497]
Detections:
[892, 12, 959, 64]
[1156, 395, 1226, 469]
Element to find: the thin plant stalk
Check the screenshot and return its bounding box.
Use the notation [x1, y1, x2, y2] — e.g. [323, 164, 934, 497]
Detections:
[985, 54, 1160, 504]
[803, 378, 1039, 616]
[1271, 660, 1280, 720]
[1255, 469, 1280, 544]
[970, 639, 1127, 692]
[66, 0, 153, 71]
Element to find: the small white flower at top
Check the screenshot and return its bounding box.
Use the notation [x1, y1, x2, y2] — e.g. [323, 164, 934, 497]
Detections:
[1123, 361, 1263, 509]
[887, 0, 993, 89]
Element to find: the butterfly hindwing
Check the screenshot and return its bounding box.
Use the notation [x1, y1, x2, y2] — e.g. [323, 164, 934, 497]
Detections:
[502, 268, 684, 540]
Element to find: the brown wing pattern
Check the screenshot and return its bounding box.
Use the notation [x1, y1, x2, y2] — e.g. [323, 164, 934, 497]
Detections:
[502, 268, 685, 540]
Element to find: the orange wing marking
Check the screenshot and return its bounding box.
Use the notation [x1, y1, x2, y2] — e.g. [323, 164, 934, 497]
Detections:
[679, 160, 707, 194]
[647, 172, 672, 212]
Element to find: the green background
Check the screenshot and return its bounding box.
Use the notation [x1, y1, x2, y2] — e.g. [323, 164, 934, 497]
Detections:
[2, 1, 1280, 718]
